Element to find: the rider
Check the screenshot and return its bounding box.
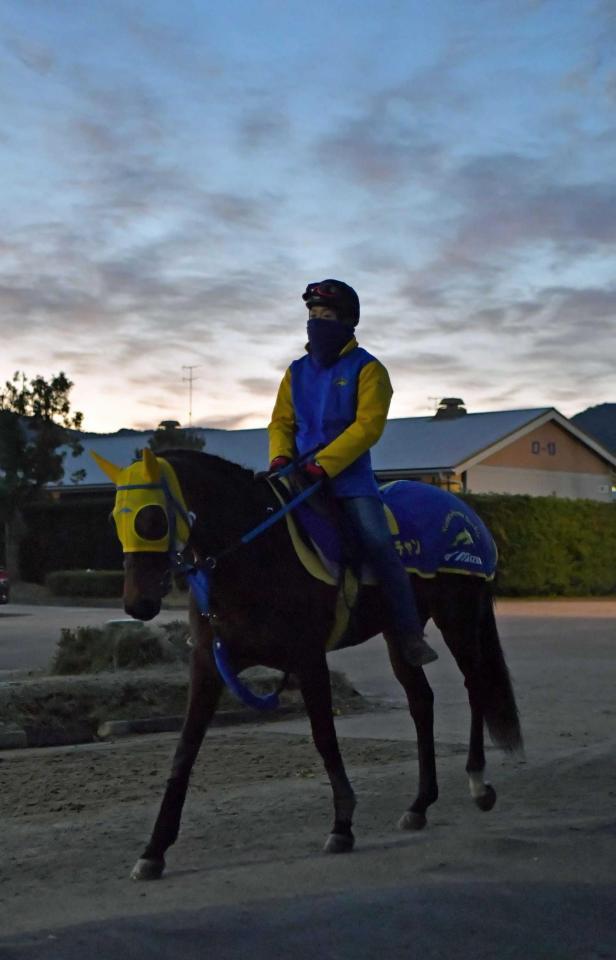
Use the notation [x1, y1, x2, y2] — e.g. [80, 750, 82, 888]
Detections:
[268, 279, 438, 668]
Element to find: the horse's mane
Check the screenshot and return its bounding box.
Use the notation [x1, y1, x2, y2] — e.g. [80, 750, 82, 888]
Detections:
[159, 448, 266, 545]
[158, 447, 255, 483]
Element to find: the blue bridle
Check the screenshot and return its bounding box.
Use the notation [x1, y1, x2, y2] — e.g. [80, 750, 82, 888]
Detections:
[115, 475, 194, 554]
[123, 463, 322, 712]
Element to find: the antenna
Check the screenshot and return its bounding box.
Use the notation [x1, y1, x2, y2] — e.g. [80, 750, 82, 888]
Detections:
[182, 365, 200, 427]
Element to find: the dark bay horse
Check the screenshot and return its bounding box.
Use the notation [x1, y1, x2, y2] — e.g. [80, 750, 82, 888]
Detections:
[95, 447, 522, 881]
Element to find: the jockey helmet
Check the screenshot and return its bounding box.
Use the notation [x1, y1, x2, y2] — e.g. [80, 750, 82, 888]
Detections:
[302, 279, 360, 325]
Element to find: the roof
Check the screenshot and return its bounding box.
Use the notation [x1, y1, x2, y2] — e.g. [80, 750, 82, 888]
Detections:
[374, 407, 553, 472]
[52, 406, 616, 489]
[56, 427, 270, 488]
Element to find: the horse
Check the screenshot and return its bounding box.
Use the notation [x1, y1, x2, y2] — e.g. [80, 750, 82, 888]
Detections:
[93, 446, 522, 881]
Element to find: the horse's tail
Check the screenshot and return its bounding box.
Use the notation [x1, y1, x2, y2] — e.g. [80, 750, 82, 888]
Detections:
[479, 588, 523, 754]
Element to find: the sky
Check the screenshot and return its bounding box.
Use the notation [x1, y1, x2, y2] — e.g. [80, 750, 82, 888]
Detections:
[1, 0, 615, 433]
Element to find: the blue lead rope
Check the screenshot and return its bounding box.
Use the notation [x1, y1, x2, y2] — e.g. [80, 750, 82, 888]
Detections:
[185, 566, 210, 615]
[213, 638, 280, 711]
[183, 476, 321, 712]
[184, 565, 282, 712]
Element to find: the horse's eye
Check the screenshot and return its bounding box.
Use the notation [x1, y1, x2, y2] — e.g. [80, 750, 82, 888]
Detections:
[134, 505, 168, 540]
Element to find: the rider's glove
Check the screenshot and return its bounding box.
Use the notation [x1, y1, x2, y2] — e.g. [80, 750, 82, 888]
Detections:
[302, 461, 327, 482]
[269, 456, 291, 473]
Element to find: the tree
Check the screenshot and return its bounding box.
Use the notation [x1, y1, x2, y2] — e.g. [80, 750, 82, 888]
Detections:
[134, 420, 205, 459]
[0, 372, 84, 580]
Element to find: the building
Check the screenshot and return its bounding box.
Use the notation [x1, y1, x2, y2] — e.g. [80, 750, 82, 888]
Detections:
[374, 402, 616, 501]
[52, 401, 616, 503]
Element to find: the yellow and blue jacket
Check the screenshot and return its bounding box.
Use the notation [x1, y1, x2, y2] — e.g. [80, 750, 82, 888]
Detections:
[268, 337, 393, 498]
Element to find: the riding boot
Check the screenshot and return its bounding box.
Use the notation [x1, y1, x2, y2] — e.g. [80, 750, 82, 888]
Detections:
[394, 631, 439, 668]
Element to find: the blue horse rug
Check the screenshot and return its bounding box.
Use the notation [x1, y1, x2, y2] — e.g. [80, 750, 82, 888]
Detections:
[290, 479, 497, 583]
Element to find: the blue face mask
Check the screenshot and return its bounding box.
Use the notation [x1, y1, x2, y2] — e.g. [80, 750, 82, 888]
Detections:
[307, 317, 354, 368]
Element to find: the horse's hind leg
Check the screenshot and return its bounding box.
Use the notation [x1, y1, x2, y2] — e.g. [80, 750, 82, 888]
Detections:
[386, 639, 438, 830]
[466, 696, 496, 811]
[433, 579, 496, 813]
[299, 651, 356, 853]
[131, 616, 223, 880]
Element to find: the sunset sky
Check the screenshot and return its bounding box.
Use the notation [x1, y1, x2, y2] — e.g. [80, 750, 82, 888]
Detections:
[2, 0, 615, 433]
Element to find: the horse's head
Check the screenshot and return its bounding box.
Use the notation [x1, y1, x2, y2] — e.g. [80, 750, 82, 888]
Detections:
[92, 447, 192, 621]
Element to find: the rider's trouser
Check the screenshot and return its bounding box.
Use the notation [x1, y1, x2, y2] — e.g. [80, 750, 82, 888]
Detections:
[338, 495, 423, 640]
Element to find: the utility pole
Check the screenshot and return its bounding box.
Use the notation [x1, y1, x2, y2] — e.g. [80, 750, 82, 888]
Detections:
[182, 366, 200, 427]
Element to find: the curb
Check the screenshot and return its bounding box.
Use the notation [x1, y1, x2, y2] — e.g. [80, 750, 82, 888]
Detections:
[0, 704, 305, 751]
[97, 703, 301, 740]
[0, 666, 363, 752]
[98, 716, 184, 739]
[0, 728, 28, 750]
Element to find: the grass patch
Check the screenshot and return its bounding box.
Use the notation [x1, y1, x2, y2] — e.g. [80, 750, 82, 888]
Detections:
[51, 620, 191, 675]
[0, 664, 365, 746]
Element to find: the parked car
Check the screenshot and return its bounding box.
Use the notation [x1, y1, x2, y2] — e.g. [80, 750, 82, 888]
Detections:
[0, 568, 9, 604]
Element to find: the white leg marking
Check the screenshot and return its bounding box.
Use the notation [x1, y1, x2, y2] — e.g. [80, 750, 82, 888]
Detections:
[468, 770, 491, 799]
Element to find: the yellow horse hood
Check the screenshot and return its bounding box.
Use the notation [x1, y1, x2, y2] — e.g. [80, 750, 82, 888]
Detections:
[91, 448, 192, 553]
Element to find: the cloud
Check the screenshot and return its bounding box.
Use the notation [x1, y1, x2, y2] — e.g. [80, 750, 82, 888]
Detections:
[123, 5, 223, 81]
[46, 350, 103, 378]
[471, 285, 616, 340]
[462, 287, 616, 394]
[236, 105, 291, 151]
[4, 37, 55, 75]
[205, 193, 270, 229]
[448, 154, 616, 254]
[195, 412, 258, 430]
[311, 47, 477, 191]
[538, 284, 616, 320]
[315, 106, 445, 189]
[0, 207, 300, 356]
[2, 0, 614, 432]
[381, 350, 467, 373]
[385, 151, 616, 317]
[238, 377, 281, 397]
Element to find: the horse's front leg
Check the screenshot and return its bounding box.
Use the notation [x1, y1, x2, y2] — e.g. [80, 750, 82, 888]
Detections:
[299, 651, 356, 853]
[131, 616, 223, 881]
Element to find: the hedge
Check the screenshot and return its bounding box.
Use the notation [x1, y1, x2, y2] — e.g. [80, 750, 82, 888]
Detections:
[15, 488, 616, 597]
[20, 494, 121, 583]
[463, 494, 616, 596]
[46, 569, 125, 598]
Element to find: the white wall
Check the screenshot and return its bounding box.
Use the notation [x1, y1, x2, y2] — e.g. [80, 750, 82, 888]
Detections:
[467, 465, 614, 502]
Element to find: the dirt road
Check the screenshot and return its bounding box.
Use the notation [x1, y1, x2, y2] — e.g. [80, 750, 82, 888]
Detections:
[1, 600, 615, 958]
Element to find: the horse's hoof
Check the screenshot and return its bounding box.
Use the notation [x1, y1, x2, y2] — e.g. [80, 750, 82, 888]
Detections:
[398, 810, 427, 831]
[324, 832, 354, 853]
[130, 857, 165, 881]
[474, 784, 497, 812]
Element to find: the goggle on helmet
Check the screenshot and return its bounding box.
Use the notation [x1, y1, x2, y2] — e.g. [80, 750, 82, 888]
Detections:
[302, 279, 360, 325]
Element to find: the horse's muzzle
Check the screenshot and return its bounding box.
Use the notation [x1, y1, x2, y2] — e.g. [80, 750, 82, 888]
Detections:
[125, 596, 161, 621]
[123, 553, 170, 621]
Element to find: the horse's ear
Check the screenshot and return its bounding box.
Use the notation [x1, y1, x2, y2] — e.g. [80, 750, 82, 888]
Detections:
[142, 447, 161, 482]
[91, 451, 122, 484]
